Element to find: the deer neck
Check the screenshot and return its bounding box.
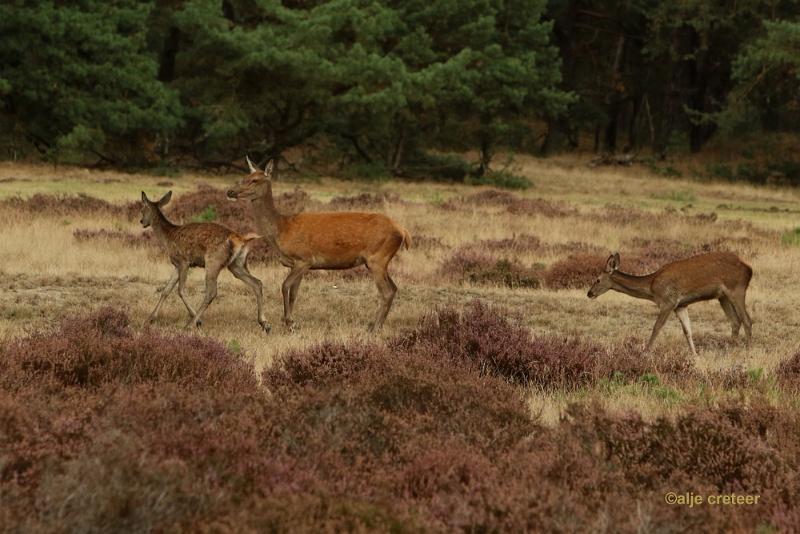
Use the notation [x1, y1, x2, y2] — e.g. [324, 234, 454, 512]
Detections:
[150, 208, 178, 245]
[250, 184, 285, 239]
[609, 270, 656, 301]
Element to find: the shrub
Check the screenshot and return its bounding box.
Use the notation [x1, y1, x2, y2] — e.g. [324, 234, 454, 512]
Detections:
[440, 188, 518, 209]
[777, 352, 800, 389]
[72, 228, 155, 248]
[0, 307, 257, 392]
[328, 191, 402, 210]
[412, 233, 448, 250]
[543, 253, 605, 289]
[393, 301, 601, 388]
[0, 193, 129, 217]
[465, 169, 531, 190]
[478, 233, 542, 252]
[2, 306, 798, 532]
[506, 197, 578, 218]
[440, 248, 542, 288]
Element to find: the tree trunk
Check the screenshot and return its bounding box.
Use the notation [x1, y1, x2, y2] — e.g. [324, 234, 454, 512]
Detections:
[603, 35, 626, 153]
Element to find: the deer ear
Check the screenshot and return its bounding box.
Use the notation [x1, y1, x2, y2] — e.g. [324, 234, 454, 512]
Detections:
[264, 160, 274, 177]
[141, 191, 149, 203]
[158, 191, 172, 207]
[606, 253, 620, 272]
[246, 155, 257, 173]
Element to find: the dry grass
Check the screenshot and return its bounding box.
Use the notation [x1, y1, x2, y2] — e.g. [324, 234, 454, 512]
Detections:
[2, 157, 800, 419]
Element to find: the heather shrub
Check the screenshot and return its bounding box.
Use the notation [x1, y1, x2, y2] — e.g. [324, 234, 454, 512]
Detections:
[585, 403, 789, 492]
[543, 253, 605, 289]
[393, 301, 598, 388]
[0, 193, 121, 216]
[394, 302, 694, 389]
[263, 337, 535, 462]
[412, 233, 448, 250]
[29, 434, 207, 532]
[441, 188, 518, 209]
[440, 248, 542, 288]
[72, 228, 156, 248]
[596, 338, 695, 382]
[777, 352, 800, 389]
[263, 341, 384, 390]
[328, 191, 402, 209]
[1, 307, 256, 392]
[441, 189, 576, 217]
[590, 204, 718, 227]
[479, 233, 542, 252]
[2, 307, 798, 532]
[505, 197, 578, 218]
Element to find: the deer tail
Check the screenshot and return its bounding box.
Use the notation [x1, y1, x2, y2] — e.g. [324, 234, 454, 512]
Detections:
[399, 226, 412, 250]
[241, 232, 263, 244]
[227, 233, 262, 264]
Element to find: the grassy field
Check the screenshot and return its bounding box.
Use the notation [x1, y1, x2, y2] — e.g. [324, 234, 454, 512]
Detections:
[0, 158, 800, 412]
[3, 156, 800, 531]
[2, 157, 800, 422]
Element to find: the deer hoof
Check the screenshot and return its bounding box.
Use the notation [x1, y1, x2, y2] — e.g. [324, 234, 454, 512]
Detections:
[260, 322, 272, 334]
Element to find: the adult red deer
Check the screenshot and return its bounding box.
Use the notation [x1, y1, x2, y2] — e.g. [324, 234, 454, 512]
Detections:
[140, 191, 270, 332]
[226, 157, 411, 331]
[587, 251, 753, 355]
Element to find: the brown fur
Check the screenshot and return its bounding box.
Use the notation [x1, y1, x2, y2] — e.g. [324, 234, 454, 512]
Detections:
[587, 251, 753, 354]
[140, 191, 269, 332]
[227, 158, 410, 331]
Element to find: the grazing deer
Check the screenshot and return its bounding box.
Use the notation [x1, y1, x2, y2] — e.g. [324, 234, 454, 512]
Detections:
[140, 191, 270, 332]
[587, 251, 753, 355]
[226, 157, 411, 331]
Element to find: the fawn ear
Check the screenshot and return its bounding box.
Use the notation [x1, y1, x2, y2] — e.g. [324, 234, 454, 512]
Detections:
[264, 159, 274, 177]
[141, 191, 149, 203]
[606, 253, 620, 272]
[246, 155, 258, 173]
[158, 191, 172, 207]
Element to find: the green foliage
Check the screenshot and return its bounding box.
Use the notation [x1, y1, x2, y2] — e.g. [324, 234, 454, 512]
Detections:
[781, 227, 800, 246]
[0, 0, 182, 163]
[192, 206, 217, 223]
[748, 368, 765, 383]
[466, 169, 532, 190]
[639, 373, 660, 387]
[2, 1, 800, 167]
[721, 20, 800, 132]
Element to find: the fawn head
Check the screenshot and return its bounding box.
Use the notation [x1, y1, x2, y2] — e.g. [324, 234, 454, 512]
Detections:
[587, 252, 620, 299]
[227, 156, 274, 201]
[140, 191, 172, 228]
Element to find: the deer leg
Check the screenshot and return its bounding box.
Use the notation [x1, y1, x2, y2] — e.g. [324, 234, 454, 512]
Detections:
[228, 261, 271, 333]
[186, 264, 221, 329]
[674, 306, 697, 356]
[282, 264, 309, 331]
[719, 297, 741, 338]
[176, 263, 196, 320]
[288, 267, 309, 318]
[367, 263, 397, 332]
[729, 291, 752, 343]
[646, 307, 673, 351]
[147, 268, 179, 324]
[723, 287, 752, 343]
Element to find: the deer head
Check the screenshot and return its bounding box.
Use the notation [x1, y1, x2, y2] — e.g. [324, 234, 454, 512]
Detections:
[587, 252, 620, 299]
[140, 191, 172, 228]
[227, 156, 274, 201]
